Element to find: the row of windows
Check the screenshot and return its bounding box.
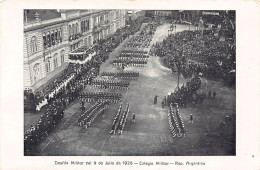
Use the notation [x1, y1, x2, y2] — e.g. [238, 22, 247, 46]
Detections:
[29, 12, 124, 54]
[45, 50, 65, 74]
[93, 10, 122, 27]
[43, 28, 62, 49]
[81, 19, 90, 33]
[69, 23, 79, 37]
[32, 51, 65, 83]
[179, 13, 193, 21]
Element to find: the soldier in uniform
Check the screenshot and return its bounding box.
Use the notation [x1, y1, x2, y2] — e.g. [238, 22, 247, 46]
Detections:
[154, 95, 158, 104]
[132, 113, 136, 123]
[189, 114, 193, 123]
[208, 90, 212, 98]
[213, 91, 216, 99]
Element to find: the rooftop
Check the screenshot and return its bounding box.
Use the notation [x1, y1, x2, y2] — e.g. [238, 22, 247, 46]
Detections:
[24, 9, 61, 22]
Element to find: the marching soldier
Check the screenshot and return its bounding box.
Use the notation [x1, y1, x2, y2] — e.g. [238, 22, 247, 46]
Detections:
[154, 95, 158, 104]
[132, 113, 136, 123]
[189, 114, 193, 123]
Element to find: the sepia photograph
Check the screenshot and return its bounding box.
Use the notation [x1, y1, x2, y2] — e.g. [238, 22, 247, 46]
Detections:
[23, 9, 236, 156]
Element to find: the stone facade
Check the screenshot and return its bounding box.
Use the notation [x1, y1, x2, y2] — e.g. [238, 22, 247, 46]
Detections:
[24, 10, 126, 91]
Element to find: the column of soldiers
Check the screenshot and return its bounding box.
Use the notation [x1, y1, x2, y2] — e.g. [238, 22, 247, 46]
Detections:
[110, 103, 122, 134]
[125, 35, 153, 48]
[121, 50, 148, 55]
[101, 71, 139, 80]
[113, 58, 148, 67]
[79, 92, 122, 103]
[110, 103, 130, 135]
[168, 103, 186, 138]
[77, 101, 109, 129]
[91, 78, 130, 90]
[117, 103, 130, 135]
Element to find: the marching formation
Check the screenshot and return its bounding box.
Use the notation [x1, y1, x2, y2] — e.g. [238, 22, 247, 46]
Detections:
[110, 103, 130, 135]
[91, 78, 130, 90]
[120, 50, 149, 59]
[77, 101, 110, 129]
[112, 50, 150, 68]
[168, 103, 186, 138]
[100, 71, 139, 80]
[113, 58, 148, 67]
[79, 92, 122, 103]
[124, 23, 158, 48]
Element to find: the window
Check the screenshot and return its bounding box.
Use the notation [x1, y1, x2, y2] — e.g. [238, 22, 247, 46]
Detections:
[72, 24, 75, 35]
[43, 33, 46, 48]
[81, 21, 84, 33]
[47, 32, 51, 47]
[45, 59, 51, 73]
[53, 53, 58, 68]
[88, 36, 91, 46]
[69, 25, 72, 36]
[51, 31, 55, 45]
[86, 20, 89, 31]
[76, 23, 78, 34]
[59, 28, 62, 41]
[31, 36, 37, 53]
[55, 30, 58, 41]
[33, 63, 40, 83]
[60, 50, 65, 63]
[84, 38, 88, 46]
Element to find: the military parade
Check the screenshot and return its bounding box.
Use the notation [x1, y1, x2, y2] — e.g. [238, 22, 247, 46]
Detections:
[23, 10, 236, 156]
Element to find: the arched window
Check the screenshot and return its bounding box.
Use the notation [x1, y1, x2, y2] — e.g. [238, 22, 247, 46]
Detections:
[69, 25, 72, 36]
[45, 58, 51, 73]
[51, 30, 55, 45]
[81, 21, 84, 33]
[43, 33, 46, 48]
[86, 20, 89, 31]
[33, 63, 40, 83]
[47, 31, 51, 47]
[88, 36, 92, 46]
[59, 28, 62, 41]
[76, 23, 78, 34]
[60, 50, 65, 63]
[31, 36, 37, 53]
[84, 38, 88, 46]
[72, 24, 75, 35]
[55, 29, 58, 42]
[53, 53, 58, 68]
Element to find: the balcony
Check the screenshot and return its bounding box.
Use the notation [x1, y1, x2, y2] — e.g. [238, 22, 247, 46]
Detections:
[93, 25, 103, 33]
[100, 20, 110, 27]
[43, 37, 63, 50]
[68, 33, 83, 44]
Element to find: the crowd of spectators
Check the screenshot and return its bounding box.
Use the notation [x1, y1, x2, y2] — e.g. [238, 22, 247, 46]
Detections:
[150, 22, 235, 86]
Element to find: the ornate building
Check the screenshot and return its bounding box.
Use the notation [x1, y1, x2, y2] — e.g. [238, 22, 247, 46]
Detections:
[24, 10, 126, 91]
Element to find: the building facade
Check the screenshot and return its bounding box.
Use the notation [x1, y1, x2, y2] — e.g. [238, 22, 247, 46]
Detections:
[24, 9, 126, 91]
